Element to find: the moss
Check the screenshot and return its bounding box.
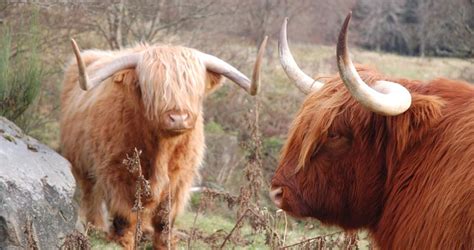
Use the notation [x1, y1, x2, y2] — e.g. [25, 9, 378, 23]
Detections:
[2, 133, 16, 143]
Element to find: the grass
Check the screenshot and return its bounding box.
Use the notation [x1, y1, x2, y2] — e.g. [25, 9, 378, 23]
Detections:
[273, 41, 472, 81]
[89, 230, 121, 250]
[86, 208, 372, 249]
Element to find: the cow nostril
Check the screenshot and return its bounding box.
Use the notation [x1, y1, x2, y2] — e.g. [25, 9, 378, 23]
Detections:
[270, 187, 283, 207]
[163, 111, 194, 132]
[169, 113, 188, 123]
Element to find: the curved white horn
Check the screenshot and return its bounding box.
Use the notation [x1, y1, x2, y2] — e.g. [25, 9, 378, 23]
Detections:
[336, 12, 411, 116]
[198, 36, 268, 96]
[279, 18, 323, 94]
[70, 39, 141, 91]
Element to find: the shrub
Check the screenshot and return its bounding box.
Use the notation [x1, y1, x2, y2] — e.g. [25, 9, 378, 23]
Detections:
[0, 11, 42, 122]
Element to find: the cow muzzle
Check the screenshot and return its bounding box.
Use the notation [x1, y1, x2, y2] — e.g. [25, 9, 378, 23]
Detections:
[161, 110, 195, 133]
[270, 187, 283, 208]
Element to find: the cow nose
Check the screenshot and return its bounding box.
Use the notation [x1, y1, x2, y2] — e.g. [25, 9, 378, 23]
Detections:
[169, 113, 188, 123]
[270, 187, 283, 208]
[162, 110, 193, 132]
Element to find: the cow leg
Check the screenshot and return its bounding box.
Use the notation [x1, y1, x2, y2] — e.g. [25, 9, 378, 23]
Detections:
[108, 213, 136, 249]
[104, 171, 138, 249]
[83, 184, 105, 230]
[72, 168, 105, 230]
[151, 191, 185, 250]
[151, 201, 176, 250]
[151, 176, 194, 250]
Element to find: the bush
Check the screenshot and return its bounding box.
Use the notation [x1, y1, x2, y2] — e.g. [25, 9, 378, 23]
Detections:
[0, 12, 42, 122]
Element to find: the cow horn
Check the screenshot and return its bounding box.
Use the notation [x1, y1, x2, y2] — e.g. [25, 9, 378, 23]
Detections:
[70, 39, 141, 91]
[72, 37, 267, 95]
[279, 18, 324, 94]
[198, 36, 268, 96]
[336, 12, 411, 116]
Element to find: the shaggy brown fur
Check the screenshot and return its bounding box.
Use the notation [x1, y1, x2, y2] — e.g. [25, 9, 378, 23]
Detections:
[60, 44, 224, 249]
[271, 66, 474, 249]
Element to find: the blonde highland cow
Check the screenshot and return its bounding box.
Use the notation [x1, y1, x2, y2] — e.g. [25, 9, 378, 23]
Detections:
[60, 37, 267, 249]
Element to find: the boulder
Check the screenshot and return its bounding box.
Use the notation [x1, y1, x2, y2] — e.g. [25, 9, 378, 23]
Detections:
[0, 117, 77, 249]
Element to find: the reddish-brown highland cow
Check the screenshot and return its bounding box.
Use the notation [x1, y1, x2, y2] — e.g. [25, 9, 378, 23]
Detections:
[60, 37, 267, 249]
[270, 13, 473, 249]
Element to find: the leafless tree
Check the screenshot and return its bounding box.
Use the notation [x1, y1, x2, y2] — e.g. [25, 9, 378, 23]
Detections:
[79, 0, 222, 49]
[354, 0, 473, 57]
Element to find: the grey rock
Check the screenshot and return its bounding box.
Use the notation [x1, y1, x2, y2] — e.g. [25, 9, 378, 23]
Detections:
[0, 117, 77, 249]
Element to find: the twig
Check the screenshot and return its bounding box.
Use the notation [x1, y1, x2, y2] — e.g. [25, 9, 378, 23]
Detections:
[123, 148, 151, 250]
[187, 192, 205, 249]
[219, 208, 250, 249]
[247, 208, 282, 247]
[282, 211, 288, 245]
[167, 184, 172, 250]
[280, 231, 344, 249]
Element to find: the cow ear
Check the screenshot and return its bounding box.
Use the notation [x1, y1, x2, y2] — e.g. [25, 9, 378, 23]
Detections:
[113, 69, 139, 88]
[205, 70, 224, 94]
[385, 93, 444, 158]
[406, 94, 444, 137]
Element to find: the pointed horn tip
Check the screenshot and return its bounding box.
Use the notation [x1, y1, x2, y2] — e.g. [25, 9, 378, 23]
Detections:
[70, 38, 82, 58]
[345, 11, 352, 26]
[280, 17, 289, 38]
[282, 17, 289, 31]
[337, 12, 353, 64]
[249, 35, 268, 96]
[260, 36, 268, 50]
[69, 38, 89, 91]
[341, 11, 353, 37]
[70, 38, 79, 50]
[279, 17, 289, 54]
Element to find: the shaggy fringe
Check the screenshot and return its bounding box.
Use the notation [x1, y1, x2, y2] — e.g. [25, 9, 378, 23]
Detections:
[137, 46, 206, 121]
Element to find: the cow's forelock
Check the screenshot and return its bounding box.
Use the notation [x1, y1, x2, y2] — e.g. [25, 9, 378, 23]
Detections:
[137, 46, 206, 122]
[290, 82, 351, 173]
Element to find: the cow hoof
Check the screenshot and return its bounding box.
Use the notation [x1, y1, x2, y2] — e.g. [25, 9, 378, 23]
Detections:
[108, 231, 134, 249]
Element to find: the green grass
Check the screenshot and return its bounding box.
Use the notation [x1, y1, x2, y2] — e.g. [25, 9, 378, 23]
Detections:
[88, 230, 121, 250]
[87, 208, 371, 249]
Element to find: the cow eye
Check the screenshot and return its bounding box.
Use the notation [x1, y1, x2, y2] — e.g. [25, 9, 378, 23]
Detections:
[321, 132, 352, 157]
[327, 132, 340, 139]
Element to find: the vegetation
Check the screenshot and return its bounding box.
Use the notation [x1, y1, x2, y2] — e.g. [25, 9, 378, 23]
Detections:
[0, 10, 43, 125]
